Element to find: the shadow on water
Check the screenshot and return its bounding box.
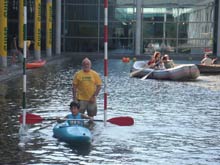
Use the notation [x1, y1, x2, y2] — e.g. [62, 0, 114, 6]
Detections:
[64, 142, 92, 155]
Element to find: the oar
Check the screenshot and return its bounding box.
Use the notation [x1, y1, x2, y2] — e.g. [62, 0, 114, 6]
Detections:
[140, 60, 162, 80]
[130, 68, 145, 77]
[130, 65, 150, 77]
[141, 70, 154, 80]
[19, 113, 134, 126]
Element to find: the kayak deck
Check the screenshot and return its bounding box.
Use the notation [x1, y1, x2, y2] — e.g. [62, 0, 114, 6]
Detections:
[53, 122, 92, 144]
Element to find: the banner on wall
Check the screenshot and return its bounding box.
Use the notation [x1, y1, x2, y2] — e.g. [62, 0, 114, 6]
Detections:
[0, 0, 8, 57]
[19, 0, 24, 49]
[46, 1, 52, 49]
[34, 0, 41, 51]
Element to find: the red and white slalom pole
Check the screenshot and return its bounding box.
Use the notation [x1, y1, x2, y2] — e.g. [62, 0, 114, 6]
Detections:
[104, 0, 108, 126]
[22, 0, 27, 129]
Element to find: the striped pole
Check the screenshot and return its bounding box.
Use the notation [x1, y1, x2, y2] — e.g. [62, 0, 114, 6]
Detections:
[104, 0, 108, 126]
[22, 0, 27, 127]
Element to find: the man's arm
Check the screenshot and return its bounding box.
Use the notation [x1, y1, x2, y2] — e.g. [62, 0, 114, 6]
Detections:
[93, 85, 101, 97]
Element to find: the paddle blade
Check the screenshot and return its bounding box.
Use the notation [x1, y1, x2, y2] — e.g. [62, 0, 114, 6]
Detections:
[130, 68, 144, 77]
[107, 116, 134, 126]
[141, 70, 153, 80]
[19, 113, 43, 124]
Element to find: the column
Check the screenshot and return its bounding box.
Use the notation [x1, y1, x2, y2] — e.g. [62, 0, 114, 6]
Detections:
[56, 0, 61, 54]
[216, 0, 220, 57]
[34, 0, 41, 60]
[0, 0, 8, 67]
[46, 0, 52, 57]
[19, 0, 24, 52]
[135, 0, 142, 56]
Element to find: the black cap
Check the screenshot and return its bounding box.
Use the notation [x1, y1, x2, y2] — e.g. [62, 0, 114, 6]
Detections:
[69, 101, 80, 109]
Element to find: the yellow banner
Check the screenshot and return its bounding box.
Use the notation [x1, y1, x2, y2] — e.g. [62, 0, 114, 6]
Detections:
[0, 0, 8, 56]
[34, 0, 41, 51]
[0, 0, 2, 55]
[19, 0, 24, 48]
[46, 1, 52, 49]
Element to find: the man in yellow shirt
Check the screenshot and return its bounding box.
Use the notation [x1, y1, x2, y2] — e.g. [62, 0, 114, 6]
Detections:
[72, 58, 102, 118]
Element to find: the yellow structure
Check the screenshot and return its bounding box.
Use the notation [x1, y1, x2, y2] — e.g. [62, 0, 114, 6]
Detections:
[34, 0, 41, 60]
[19, 0, 24, 49]
[0, 0, 8, 58]
[46, 0, 52, 56]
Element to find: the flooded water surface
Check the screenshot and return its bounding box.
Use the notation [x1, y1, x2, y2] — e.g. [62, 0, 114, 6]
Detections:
[0, 58, 220, 165]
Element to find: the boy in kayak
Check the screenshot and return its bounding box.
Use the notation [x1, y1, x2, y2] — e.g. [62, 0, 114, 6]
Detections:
[57, 101, 93, 126]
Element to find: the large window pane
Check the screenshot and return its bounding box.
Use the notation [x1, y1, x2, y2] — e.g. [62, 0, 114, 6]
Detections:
[143, 23, 164, 38]
[65, 22, 98, 37]
[62, 0, 215, 55]
[65, 0, 98, 4]
[65, 38, 98, 52]
[166, 23, 177, 38]
[65, 4, 98, 21]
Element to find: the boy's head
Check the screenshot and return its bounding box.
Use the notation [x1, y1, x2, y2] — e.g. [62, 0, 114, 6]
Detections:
[69, 101, 80, 115]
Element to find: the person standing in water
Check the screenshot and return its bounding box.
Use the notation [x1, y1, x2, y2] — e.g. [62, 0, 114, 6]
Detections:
[72, 58, 102, 119]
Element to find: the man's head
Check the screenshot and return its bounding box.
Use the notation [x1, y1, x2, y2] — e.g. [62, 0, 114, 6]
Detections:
[82, 58, 91, 72]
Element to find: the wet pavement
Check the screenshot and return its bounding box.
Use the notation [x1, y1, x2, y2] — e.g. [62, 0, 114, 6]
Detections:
[0, 55, 73, 82]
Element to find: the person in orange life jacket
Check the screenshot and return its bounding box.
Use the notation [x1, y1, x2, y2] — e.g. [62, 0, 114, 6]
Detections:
[72, 57, 102, 119]
[57, 101, 92, 125]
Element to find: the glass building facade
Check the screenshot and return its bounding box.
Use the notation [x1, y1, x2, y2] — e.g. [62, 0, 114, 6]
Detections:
[7, 0, 216, 57]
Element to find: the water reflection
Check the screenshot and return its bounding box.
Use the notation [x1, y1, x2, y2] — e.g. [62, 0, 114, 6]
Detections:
[0, 59, 220, 164]
[63, 143, 92, 155]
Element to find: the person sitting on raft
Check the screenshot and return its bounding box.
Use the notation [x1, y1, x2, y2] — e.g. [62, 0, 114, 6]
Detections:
[201, 53, 212, 65]
[146, 51, 164, 69]
[162, 54, 175, 69]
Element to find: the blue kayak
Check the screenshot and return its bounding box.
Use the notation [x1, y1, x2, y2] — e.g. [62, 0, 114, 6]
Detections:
[53, 121, 92, 144]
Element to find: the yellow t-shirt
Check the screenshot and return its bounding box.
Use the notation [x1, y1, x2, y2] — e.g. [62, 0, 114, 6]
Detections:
[73, 70, 102, 101]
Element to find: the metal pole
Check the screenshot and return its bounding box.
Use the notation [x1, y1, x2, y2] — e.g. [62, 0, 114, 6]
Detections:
[56, 0, 61, 54]
[135, 0, 142, 56]
[98, 0, 100, 53]
[216, 0, 220, 57]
